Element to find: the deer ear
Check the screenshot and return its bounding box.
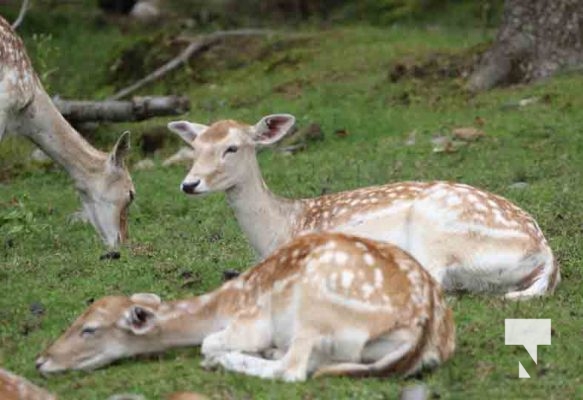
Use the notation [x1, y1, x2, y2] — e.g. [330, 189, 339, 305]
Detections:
[167, 121, 207, 145]
[110, 131, 131, 168]
[251, 114, 295, 145]
[130, 293, 162, 307]
[118, 305, 157, 335]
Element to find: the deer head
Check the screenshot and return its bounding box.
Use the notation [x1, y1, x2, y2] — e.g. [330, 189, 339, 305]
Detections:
[36, 293, 163, 374]
[167, 114, 295, 195]
[75, 132, 135, 249]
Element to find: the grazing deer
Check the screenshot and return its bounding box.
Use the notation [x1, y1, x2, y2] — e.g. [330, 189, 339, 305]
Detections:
[167, 115, 559, 299]
[0, 368, 56, 400]
[37, 232, 455, 381]
[0, 16, 134, 250]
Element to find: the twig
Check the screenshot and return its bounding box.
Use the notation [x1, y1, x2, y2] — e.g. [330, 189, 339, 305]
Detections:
[108, 29, 273, 101]
[11, 0, 30, 30]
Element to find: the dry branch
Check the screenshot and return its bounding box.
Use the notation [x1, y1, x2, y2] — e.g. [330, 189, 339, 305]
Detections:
[11, 0, 29, 29]
[108, 29, 273, 101]
[53, 95, 190, 123]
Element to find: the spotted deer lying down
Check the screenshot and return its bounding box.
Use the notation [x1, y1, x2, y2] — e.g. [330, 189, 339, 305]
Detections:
[0, 368, 56, 400]
[167, 115, 559, 299]
[37, 233, 455, 381]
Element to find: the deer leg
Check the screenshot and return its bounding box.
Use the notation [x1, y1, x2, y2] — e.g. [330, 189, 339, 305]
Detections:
[201, 308, 273, 364]
[276, 330, 325, 382]
[208, 329, 324, 382]
[208, 351, 286, 380]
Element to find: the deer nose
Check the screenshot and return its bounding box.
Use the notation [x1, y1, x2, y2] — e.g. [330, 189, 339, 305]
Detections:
[35, 356, 46, 370]
[181, 180, 201, 194]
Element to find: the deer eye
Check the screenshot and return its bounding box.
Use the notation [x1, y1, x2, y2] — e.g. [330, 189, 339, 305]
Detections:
[80, 326, 98, 337]
[223, 145, 239, 157]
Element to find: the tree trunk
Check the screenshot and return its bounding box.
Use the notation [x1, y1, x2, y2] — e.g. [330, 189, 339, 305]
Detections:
[467, 0, 583, 92]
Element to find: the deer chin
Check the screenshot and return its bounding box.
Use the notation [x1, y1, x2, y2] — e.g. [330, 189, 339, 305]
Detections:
[185, 189, 211, 197]
[74, 353, 115, 371]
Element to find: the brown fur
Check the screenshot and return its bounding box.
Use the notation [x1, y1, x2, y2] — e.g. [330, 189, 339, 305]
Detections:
[199, 120, 248, 144]
[0, 368, 56, 400]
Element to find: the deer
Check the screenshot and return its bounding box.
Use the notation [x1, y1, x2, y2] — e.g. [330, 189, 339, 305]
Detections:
[0, 368, 56, 400]
[36, 232, 455, 381]
[0, 367, 208, 400]
[0, 16, 134, 251]
[166, 114, 559, 300]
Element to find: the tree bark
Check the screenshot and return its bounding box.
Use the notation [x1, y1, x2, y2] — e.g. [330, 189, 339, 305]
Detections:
[468, 0, 583, 91]
[52, 95, 190, 123]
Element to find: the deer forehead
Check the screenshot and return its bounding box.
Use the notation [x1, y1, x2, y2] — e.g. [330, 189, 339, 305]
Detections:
[76, 297, 132, 324]
[198, 120, 250, 144]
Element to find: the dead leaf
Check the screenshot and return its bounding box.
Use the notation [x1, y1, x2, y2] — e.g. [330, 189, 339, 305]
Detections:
[162, 147, 195, 167]
[518, 97, 539, 107]
[431, 135, 457, 153]
[335, 129, 349, 138]
[404, 130, 417, 146]
[452, 127, 485, 141]
[474, 116, 485, 127]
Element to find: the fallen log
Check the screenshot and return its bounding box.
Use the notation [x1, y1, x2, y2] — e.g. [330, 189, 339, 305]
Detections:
[52, 95, 190, 123]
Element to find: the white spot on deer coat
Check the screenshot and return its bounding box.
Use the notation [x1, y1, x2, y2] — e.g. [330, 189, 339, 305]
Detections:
[334, 252, 349, 265]
[446, 195, 462, 207]
[361, 283, 374, 299]
[341, 271, 354, 289]
[374, 268, 383, 288]
[364, 253, 375, 266]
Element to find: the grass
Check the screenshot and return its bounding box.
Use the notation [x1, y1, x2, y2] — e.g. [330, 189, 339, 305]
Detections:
[2, 5, 583, 399]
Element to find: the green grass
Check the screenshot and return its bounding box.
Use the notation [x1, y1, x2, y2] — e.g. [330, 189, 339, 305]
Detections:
[2, 8, 583, 400]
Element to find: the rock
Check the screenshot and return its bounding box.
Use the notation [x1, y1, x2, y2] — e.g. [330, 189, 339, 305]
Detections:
[30, 302, 45, 317]
[276, 122, 323, 155]
[399, 384, 430, 400]
[130, 0, 160, 24]
[100, 251, 121, 261]
[30, 148, 52, 164]
[134, 159, 156, 171]
[162, 147, 195, 166]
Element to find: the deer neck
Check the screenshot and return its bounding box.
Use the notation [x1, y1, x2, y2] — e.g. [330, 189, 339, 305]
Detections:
[156, 287, 247, 347]
[225, 158, 302, 257]
[16, 87, 107, 185]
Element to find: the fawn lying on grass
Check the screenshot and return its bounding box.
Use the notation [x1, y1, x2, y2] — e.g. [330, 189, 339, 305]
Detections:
[37, 232, 454, 381]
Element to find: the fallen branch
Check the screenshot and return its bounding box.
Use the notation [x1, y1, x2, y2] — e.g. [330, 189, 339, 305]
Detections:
[11, 0, 29, 30]
[108, 29, 273, 101]
[52, 95, 190, 123]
